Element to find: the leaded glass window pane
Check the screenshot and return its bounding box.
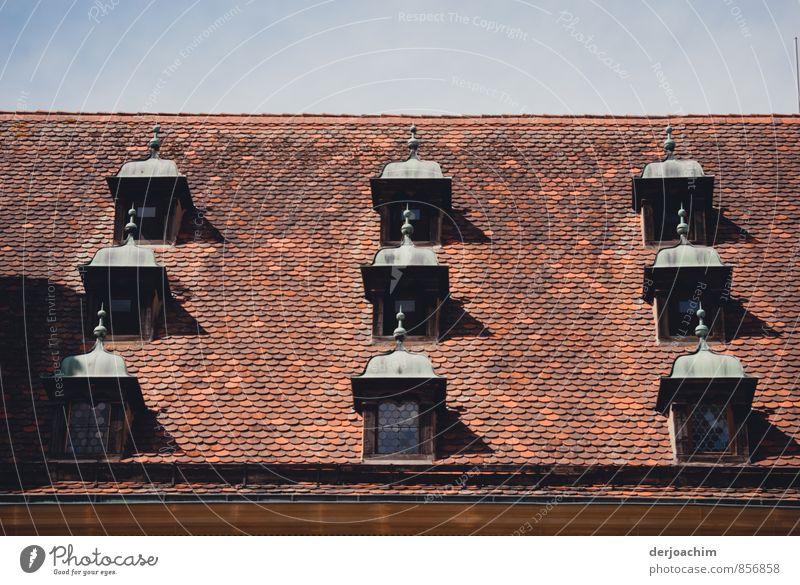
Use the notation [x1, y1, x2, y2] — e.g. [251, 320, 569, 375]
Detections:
[66, 401, 112, 456]
[690, 404, 730, 453]
[377, 401, 419, 454]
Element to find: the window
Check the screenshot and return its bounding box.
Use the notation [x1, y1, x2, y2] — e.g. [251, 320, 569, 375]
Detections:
[360, 398, 437, 461]
[647, 201, 681, 244]
[670, 403, 748, 463]
[377, 401, 420, 455]
[657, 296, 723, 341]
[668, 298, 702, 338]
[137, 206, 157, 218]
[107, 297, 141, 337]
[376, 296, 436, 338]
[642, 201, 707, 245]
[56, 401, 127, 458]
[114, 197, 184, 244]
[110, 298, 132, 312]
[688, 404, 731, 454]
[381, 202, 440, 244]
[85, 288, 162, 341]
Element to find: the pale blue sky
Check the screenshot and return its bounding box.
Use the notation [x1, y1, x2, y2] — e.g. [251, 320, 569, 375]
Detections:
[1, 0, 798, 114]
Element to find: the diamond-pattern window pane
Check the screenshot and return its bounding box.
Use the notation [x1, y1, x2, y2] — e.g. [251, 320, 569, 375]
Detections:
[66, 402, 112, 456]
[690, 404, 730, 453]
[377, 401, 419, 455]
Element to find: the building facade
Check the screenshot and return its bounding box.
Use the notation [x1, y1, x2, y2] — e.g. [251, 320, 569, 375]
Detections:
[1, 112, 799, 535]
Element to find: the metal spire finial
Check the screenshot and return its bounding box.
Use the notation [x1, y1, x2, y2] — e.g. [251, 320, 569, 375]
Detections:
[676, 203, 689, 242]
[407, 124, 420, 159]
[393, 306, 407, 348]
[695, 303, 710, 350]
[93, 304, 108, 343]
[148, 123, 162, 157]
[664, 125, 676, 159]
[400, 204, 414, 245]
[124, 204, 138, 240]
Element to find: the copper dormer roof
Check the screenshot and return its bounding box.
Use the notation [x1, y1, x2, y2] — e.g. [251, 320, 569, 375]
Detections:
[57, 307, 133, 378]
[354, 309, 442, 379]
[41, 306, 143, 406]
[640, 125, 706, 179]
[84, 207, 162, 269]
[114, 124, 183, 178]
[667, 305, 745, 379]
[631, 125, 715, 213]
[378, 125, 445, 179]
[370, 206, 439, 267]
[105, 123, 193, 209]
[656, 305, 758, 413]
[370, 124, 453, 210]
[651, 206, 726, 269]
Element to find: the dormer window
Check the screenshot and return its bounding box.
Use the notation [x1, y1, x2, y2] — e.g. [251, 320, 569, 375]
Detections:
[43, 308, 143, 460]
[632, 126, 714, 246]
[661, 295, 723, 340]
[361, 208, 449, 340]
[114, 199, 182, 245]
[688, 404, 733, 454]
[79, 207, 169, 341]
[61, 400, 127, 457]
[643, 207, 731, 342]
[642, 198, 708, 246]
[383, 202, 440, 245]
[351, 310, 445, 462]
[106, 124, 193, 245]
[377, 401, 420, 455]
[656, 307, 757, 464]
[371, 126, 452, 246]
[378, 297, 435, 337]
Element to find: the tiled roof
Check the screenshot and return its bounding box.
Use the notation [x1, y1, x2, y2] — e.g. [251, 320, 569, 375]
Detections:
[1, 112, 800, 497]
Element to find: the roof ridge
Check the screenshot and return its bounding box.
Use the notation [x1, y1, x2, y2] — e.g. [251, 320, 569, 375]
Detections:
[2, 110, 800, 121]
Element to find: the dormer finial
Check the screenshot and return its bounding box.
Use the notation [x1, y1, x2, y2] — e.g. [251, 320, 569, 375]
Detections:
[393, 306, 407, 348]
[148, 123, 162, 157]
[664, 124, 675, 159]
[124, 204, 138, 240]
[676, 203, 689, 242]
[93, 304, 108, 344]
[400, 204, 414, 245]
[407, 124, 420, 159]
[695, 303, 710, 350]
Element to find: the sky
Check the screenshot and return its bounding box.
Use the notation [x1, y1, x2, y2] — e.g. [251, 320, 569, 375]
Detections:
[0, 0, 798, 115]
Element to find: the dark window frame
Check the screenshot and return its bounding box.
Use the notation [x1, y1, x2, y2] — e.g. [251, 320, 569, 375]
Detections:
[655, 294, 724, 343]
[379, 203, 443, 246]
[85, 289, 162, 342]
[362, 399, 436, 462]
[670, 402, 749, 464]
[641, 199, 707, 247]
[374, 295, 439, 340]
[49, 400, 131, 461]
[114, 196, 185, 245]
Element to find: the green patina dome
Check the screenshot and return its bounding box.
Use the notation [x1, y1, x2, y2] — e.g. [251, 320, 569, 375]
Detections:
[641, 125, 706, 179]
[57, 307, 133, 378]
[355, 309, 441, 380]
[370, 206, 439, 267]
[378, 125, 444, 179]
